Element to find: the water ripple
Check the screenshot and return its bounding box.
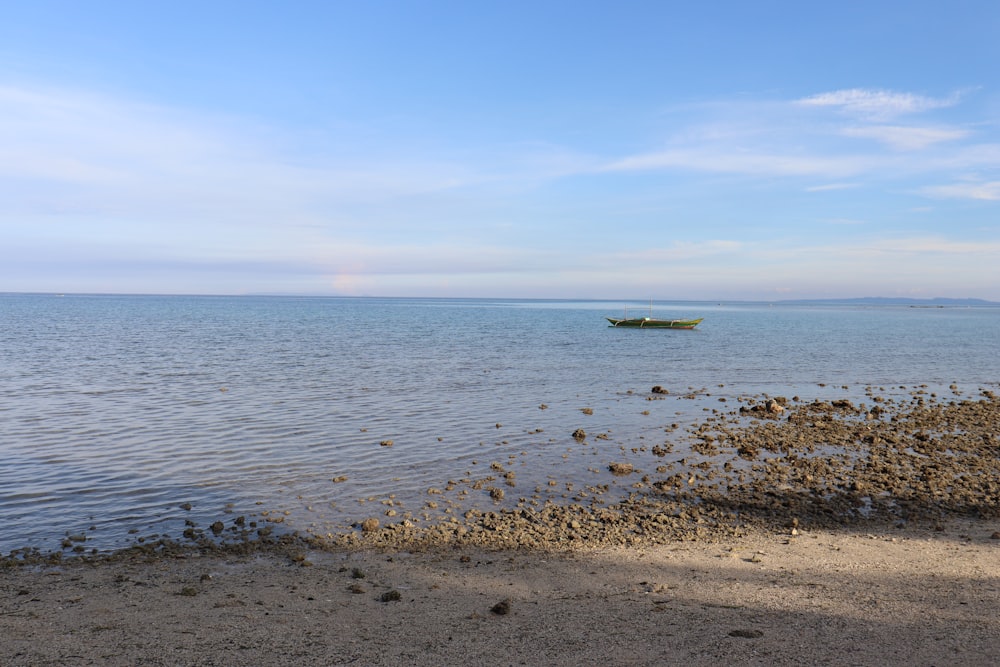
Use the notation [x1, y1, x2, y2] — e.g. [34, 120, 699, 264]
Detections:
[2, 294, 999, 554]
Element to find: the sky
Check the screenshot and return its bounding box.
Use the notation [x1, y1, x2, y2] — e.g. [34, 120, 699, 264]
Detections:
[2, 1, 999, 300]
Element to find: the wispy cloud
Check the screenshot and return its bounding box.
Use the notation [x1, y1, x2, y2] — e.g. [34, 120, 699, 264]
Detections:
[869, 236, 1000, 254]
[842, 125, 969, 150]
[602, 87, 993, 189]
[796, 88, 961, 120]
[610, 240, 744, 262]
[0, 83, 493, 238]
[2, 80, 997, 299]
[805, 183, 859, 192]
[921, 181, 1000, 201]
[603, 148, 869, 178]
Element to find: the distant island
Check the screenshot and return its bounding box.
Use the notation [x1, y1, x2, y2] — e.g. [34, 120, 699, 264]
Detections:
[777, 297, 1000, 307]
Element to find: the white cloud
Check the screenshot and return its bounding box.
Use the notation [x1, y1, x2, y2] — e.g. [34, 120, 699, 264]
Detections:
[921, 181, 1000, 201]
[796, 88, 960, 120]
[842, 125, 969, 150]
[603, 148, 868, 178]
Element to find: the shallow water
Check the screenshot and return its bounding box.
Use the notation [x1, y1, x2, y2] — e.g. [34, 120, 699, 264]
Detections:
[2, 294, 998, 554]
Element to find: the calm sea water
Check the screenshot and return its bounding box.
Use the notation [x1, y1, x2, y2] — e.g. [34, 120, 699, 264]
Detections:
[2, 294, 998, 554]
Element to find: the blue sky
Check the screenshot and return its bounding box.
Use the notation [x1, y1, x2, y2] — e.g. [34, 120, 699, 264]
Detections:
[2, 1, 999, 300]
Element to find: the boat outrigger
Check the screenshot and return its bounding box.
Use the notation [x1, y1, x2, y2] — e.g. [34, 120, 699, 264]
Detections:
[607, 302, 703, 329]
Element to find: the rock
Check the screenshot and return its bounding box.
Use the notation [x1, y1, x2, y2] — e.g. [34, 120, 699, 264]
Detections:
[729, 629, 763, 638]
[380, 440, 394, 447]
[380, 590, 402, 602]
[490, 598, 512, 615]
[572, 428, 586, 440]
[608, 462, 634, 475]
[361, 518, 380, 532]
[652, 385, 669, 394]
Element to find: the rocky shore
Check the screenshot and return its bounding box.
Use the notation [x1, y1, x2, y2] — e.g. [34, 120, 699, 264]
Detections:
[323, 385, 1000, 554]
[6, 385, 1000, 562]
[3, 386, 999, 665]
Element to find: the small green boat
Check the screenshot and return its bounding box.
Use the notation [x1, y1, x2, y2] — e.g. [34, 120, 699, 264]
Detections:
[607, 301, 703, 329]
[606, 316, 703, 329]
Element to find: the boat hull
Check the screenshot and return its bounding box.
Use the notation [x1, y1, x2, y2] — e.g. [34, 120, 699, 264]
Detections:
[606, 317, 703, 329]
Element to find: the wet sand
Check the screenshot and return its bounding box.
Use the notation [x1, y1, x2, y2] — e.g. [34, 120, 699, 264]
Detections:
[3, 387, 1000, 665]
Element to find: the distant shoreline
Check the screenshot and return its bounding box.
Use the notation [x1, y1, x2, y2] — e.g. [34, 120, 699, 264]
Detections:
[774, 296, 1000, 307]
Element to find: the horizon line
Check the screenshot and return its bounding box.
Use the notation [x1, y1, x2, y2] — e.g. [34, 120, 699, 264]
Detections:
[3, 291, 999, 305]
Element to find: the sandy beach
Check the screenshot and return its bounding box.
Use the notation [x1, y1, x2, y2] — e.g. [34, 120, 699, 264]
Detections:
[3, 521, 1000, 666]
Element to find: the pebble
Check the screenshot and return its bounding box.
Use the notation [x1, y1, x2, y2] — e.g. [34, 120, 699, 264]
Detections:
[729, 629, 763, 638]
[490, 598, 512, 615]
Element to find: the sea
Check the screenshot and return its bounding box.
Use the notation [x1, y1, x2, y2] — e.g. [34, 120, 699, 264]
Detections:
[2, 294, 998, 556]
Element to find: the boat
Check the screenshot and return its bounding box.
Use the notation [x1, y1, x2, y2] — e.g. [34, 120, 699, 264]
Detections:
[606, 316, 703, 329]
[606, 301, 703, 329]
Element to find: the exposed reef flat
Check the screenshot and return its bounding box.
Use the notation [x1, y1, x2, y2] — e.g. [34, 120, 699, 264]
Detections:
[6, 386, 999, 561]
[3, 387, 1000, 665]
